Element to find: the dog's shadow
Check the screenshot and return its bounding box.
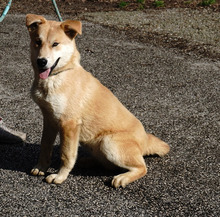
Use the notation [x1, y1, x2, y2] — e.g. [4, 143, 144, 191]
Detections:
[0, 142, 119, 184]
[0, 141, 159, 187]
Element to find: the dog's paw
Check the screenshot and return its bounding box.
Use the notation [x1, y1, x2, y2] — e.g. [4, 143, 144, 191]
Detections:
[31, 165, 47, 176]
[111, 174, 130, 188]
[45, 173, 66, 184]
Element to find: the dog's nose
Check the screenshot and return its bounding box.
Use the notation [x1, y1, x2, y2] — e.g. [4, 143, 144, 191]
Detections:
[37, 58, 48, 68]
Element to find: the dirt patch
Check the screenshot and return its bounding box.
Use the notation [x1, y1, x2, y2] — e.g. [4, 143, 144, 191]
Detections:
[1, 0, 219, 16]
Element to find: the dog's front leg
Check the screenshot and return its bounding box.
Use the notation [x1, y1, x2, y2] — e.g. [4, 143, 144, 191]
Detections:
[46, 120, 81, 184]
[31, 118, 58, 176]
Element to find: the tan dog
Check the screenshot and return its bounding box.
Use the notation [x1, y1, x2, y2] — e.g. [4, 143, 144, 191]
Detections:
[26, 14, 170, 188]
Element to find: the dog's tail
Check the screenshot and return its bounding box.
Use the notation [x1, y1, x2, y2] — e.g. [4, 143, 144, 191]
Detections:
[142, 133, 170, 157]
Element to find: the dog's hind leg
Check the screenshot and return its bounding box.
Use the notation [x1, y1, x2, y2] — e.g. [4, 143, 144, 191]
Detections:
[100, 134, 147, 188]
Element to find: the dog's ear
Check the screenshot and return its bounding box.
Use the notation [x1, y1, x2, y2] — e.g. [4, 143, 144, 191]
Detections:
[26, 14, 46, 33]
[60, 20, 82, 39]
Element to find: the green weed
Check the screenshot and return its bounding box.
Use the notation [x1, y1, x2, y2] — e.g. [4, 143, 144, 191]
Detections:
[153, 0, 165, 7]
[198, 0, 216, 6]
[137, 0, 145, 9]
[184, 1, 192, 5]
[119, 1, 129, 8]
[137, 0, 145, 4]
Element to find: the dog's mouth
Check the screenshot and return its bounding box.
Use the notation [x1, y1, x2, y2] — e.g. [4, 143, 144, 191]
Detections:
[39, 57, 60, 80]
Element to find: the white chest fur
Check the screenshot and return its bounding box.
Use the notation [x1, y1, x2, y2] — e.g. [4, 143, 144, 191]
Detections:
[32, 77, 67, 121]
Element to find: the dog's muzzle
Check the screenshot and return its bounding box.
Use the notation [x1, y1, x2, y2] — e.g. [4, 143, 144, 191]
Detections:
[36, 57, 60, 80]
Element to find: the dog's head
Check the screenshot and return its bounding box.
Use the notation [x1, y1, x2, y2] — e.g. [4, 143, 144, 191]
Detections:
[26, 14, 82, 80]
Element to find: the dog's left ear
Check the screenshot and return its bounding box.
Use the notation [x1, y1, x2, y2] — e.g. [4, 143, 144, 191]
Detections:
[60, 20, 82, 39]
[26, 14, 46, 33]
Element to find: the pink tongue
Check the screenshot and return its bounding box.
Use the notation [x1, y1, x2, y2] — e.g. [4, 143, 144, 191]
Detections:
[39, 68, 51, 80]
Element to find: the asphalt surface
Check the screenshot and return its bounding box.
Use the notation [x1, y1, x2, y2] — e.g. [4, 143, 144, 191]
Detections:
[0, 14, 219, 216]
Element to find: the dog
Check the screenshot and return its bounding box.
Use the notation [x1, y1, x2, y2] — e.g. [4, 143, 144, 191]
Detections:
[26, 14, 170, 188]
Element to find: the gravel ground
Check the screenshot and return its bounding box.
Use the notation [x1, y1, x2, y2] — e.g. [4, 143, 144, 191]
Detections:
[0, 12, 220, 216]
[79, 8, 220, 59]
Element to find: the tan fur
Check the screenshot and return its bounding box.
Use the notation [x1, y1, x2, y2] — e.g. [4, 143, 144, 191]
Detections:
[26, 14, 170, 188]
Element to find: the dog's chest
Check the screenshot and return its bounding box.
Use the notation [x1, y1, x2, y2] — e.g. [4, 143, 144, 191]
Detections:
[32, 80, 67, 120]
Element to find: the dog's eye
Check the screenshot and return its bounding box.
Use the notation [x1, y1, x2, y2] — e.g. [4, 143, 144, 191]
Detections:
[35, 39, 42, 47]
[52, 42, 59, 47]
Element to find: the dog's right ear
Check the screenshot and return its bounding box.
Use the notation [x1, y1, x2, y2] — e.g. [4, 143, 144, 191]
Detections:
[26, 14, 46, 33]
